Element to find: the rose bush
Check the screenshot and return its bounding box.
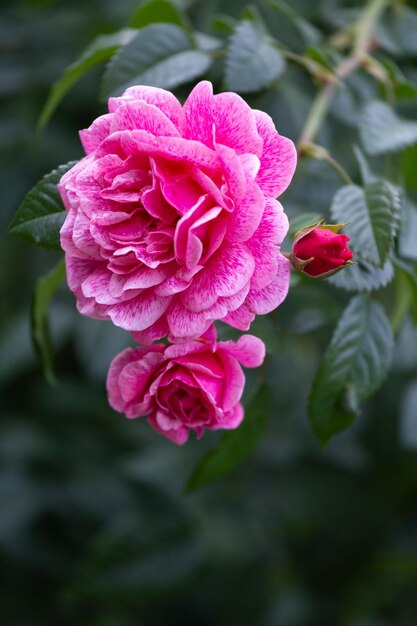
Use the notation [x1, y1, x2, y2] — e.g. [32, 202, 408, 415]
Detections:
[106, 326, 265, 444]
[58, 80, 296, 342]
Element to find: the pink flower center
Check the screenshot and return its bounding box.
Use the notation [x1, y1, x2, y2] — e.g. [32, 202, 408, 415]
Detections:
[154, 380, 213, 429]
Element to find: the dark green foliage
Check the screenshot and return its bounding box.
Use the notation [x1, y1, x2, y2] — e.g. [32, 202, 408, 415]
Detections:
[38, 30, 137, 131]
[100, 23, 212, 97]
[187, 385, 269, 490]
[330, 181, 400, 267]
[31, 258, 66, 385]
[225, 19, 286, 92]
[8, 161, 77, 250]
[309, 296, 394, 445]
[3, 0, 417, 624]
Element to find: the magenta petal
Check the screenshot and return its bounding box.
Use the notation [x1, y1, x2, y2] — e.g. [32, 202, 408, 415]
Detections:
[215, 143, 246, 207]
[217, 351, 245, 412]
[65, 255, 100, 294]
[147, 414, 189, 445]
[110, 100, 181, 137]
[181, 243, 255, 312]
[175, 198, 222, 269]
[248, 245, 278, 291]
[108, 85, 186, 133]
[81, 267, 119, 305]
[142, 178, 178, 223]
[131, 317, 171, 345]
[183, 80, 214, 147]
[107, 345, 165, 416]
[122, 266, 171, 292]
[219, 334, 266, 368]
[60, 210, 90, 259]
[218, 403, 244, 430]
[107, 292, 171, 331]
[221, 304, 255, 331]
[247, 253, 290, 314]
[191, 166, 229, 210]
[254, 198, 289, 245]
[218, 282, 250, 312]
[154, 274, 191, 297]
[152, 158, 203, 214]
[97, 130, 221, 172]
[167, 299, 227, 339]
[212, 91, 263, 156]
[254, 110, 297, 197]
[201, 324, 217, 344]
[226, 179, 265, 243]
[72, 210, 102, 259]
[163, 341, 205, 359]
[79, 114, 112, 154]
[248, 200, 289, 288]
[107, 347, 140, 413]
[118, 351, 164, 405]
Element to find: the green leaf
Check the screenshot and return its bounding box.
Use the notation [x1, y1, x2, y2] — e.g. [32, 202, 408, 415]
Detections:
[38, 30, 136, 131]
[330, 181, 401, 267]
[391, 266, 414, 334]
[309, 296, 394, 445]
[225, 20, 285, 93]
[402, 143, 417, 191]
[394, 81, 417, 101]
[128, 0, 186, 28]
[9, 161, 76, 250]
[268, 0, 322, 46]
[101, 23, 212, 98]
[211, 14, 235, 34]
[394, 260, 417, 326]
[380, 59, 417, 100]
[380, 6, 417, 58]
[186, 387, 269, 491]
[400, 383, 417, 449]
[352, 146, 377, 185]
[31, 258, 66, 385]
[329, 257, 394, 292]
[288, 212, 323, 238]
[360, 101, 417, 156]
[304, 45, 335, 71]
[194, 31, 222, 52]
[410, 270, 417, 326]
[399, 198, 417, 261]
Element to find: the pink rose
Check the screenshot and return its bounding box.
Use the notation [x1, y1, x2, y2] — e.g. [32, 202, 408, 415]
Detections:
[106, 327, 265, 444]
[59, 81, 296, 342]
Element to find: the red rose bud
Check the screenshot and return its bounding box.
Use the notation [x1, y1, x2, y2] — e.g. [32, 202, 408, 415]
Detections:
[291, 223, 353, 278]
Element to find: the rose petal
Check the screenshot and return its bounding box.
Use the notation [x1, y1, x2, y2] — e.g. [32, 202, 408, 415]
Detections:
[219, 334, 266, 368]
[110, 100, 181, 137]
[109, 85, 186, 133]
[181, 243, 255, 312]
[80, 114, 112, 154]
[246, 253, 290, 314]
[254, 110, 297, 197]
[107, 292, 171, 331]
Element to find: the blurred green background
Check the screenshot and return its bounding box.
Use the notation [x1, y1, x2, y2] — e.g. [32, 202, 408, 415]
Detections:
[2, 0, 417, 624]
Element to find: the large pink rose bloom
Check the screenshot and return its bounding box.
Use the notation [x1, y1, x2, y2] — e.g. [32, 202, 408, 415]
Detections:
[107, 327, 265, 444]
[59, 81, 296, 341]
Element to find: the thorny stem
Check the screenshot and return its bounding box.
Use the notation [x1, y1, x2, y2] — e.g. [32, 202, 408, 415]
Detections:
[298, 0, 390, 149]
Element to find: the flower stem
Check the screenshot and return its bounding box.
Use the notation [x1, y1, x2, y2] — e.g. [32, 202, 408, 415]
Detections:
[324, 153, 354, 185]
[297, 0, 389, 148]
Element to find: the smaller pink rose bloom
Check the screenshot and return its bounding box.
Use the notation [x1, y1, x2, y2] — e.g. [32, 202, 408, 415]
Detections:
[106, 326, 265, 444]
